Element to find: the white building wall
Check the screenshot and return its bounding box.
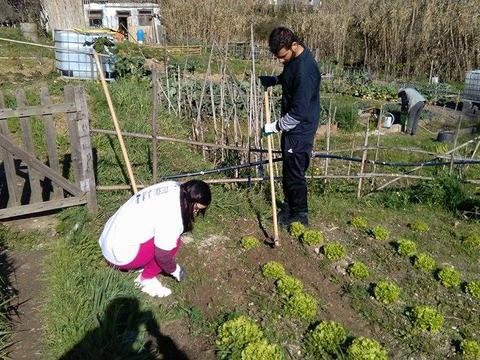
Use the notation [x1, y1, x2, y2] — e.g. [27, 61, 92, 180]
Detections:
[84, 2, 161, 31]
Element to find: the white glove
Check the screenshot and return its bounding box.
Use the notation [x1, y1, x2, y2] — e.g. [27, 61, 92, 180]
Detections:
[263, 121, 279, 136]
[171, 264, 186, 282]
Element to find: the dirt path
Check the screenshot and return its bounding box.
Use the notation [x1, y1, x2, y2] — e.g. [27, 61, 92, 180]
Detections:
[9, 250, 47, 359]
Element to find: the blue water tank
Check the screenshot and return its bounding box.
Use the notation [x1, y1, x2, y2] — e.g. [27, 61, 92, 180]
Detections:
[137, 29, 144, 43]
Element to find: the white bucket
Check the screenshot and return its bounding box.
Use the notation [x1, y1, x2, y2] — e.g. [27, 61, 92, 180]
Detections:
[383, 113, 394, 128]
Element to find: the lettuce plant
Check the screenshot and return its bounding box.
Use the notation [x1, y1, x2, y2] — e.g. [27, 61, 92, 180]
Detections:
[347, 262, 370, 279]
[216, 316, 263, 359]
[396, 239, 417, 257]
[241, 236, 260, 250]
[413, 253, 436, 273]
[463, 233, 480, 250]
[351, 216, 368, 229]
[410, 305, 444, 333]
[240, 340, 283, 360]
[323, 243, 346, 261]
[289, 221, 305, 238]
[276, 275, 303, 297]
[262, 261, 286, 281]
[301, 230, 324, 246]
[409, 220, 430, 233]
[437, 266, 461, 288]
[305, 320, 347, 357]
[460, 339, 480, 360]
[465, 280, 480, 299]
[346, 337, 388, 360]
[371, 226, 390, 241]
[284, 292, 318, 320]
[373, 280, 401, 304]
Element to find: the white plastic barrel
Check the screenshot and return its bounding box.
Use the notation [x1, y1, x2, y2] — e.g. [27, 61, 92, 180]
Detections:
[54, 29, 115, 81]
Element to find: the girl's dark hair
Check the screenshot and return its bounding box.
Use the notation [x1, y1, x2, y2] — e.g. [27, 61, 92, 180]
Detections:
[180, 180, 211, 232]
[268, 27, 300, 55]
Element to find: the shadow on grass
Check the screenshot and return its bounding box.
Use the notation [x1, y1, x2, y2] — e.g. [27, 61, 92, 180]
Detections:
[0, 226, 18, 358]
[59, 296, 188, 360]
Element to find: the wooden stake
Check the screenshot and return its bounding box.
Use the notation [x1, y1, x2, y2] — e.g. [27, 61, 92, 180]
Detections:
[323, 109, 332, 190]
[151, 70, 159, 182]
[450, 115, 462, 174]
[357, 122, 369, 199]
[264, 89, 280, 247]
[93, 51, 138, 193]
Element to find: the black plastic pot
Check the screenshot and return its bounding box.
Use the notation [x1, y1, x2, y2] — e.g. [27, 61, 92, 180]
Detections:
[436, 131, 455, 142]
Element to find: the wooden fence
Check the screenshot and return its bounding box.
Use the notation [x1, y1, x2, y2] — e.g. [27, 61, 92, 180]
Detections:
[0, 85, 97, 219]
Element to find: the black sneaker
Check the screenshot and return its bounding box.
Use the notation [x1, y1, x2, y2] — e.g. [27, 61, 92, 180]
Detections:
[289, 212, 309, 226]
[278, 203, 291, 226]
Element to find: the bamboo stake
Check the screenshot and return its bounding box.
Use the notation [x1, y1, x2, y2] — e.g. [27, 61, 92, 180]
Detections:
[371, 107, 382, 187]
[151, 70, 159, 182]
[347, 139, 356, 176]
[93, 51, 137, 193]
[177, 65, 182, 117]
[165, 64, 171, 114]
[264, 89, 280, 247]
[450, 116, 462, 174]
[323, 108, 333, 189]
[96, 173, 443, 191]
[357, 122, 369, 198]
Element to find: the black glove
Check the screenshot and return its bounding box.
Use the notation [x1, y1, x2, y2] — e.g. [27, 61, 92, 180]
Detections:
[259, 76, 277, 88]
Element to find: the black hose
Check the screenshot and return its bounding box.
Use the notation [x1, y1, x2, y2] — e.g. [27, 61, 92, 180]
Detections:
[162, 152, 480, 180]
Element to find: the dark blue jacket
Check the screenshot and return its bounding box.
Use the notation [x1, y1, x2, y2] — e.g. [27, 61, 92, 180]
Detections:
[277, 47, 321, 147]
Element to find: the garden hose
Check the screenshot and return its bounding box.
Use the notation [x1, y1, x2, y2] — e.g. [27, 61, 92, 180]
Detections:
[162, 152, 480, 180]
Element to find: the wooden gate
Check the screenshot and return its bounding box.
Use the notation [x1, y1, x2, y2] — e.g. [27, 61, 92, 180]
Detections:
[0, 85, 97, 219]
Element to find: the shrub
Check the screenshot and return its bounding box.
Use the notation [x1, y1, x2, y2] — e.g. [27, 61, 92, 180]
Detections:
[323, 243, 347, 261]
[305, 320, 347, 356]
[351, 216, 368, 229]
[262, 261, 286, 281]
[410, 306, 444, 333]
[396, 239, 417, 257]
[241, 340, 283, 360]
[413, 253, 436, 273]
[409, 220, 430, 233]
[276, 275, 303, 297]
[463, 233, 480, 250]
[373, 280, 401, 304]
[289, 222, 305, 238]
[216, 316, 264, 359]
[346, 337, 388, 360]
[371, 226, 390, 241]
[241, 236, 260, 250]
[437, 267, 462, 288]
[301, 230, 324, 246]
[465, 281, 480, 299]
[284, 292, 318, 320]
[347, 262, 370, 279]
[460, 340, 480, 360]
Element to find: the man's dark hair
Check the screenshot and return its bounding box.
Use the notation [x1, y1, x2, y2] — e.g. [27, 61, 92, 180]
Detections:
[180, 180, 211, 232]
[268, 27, 300, 55]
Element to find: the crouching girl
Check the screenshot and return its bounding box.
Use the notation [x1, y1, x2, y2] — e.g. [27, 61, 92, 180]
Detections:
[99, 180, 211, 297]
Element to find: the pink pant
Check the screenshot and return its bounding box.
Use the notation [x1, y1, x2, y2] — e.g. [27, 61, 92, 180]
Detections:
[111, 237, 181, 279]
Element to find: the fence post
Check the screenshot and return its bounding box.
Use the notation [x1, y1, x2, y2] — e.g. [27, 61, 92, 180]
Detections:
[74, 86, 98, 213]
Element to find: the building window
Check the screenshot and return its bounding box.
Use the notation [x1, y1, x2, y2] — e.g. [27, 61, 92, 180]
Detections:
[88, 10, 103, 28]
[138, 9, 153, 26]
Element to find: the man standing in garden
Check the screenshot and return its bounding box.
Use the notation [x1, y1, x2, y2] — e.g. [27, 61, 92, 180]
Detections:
[398, 87, 426, 136]
[260, 27, 321, 226]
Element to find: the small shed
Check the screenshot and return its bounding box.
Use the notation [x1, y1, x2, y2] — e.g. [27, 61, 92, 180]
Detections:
[84, 0, 163, 44]
[41, 0, 165, 44]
